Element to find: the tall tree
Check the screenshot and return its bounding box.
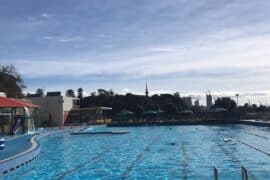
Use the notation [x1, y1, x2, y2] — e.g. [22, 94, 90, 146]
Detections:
[214, 97, 237, 112]
[36, 88, 44, 97]
[108, 89, 114, 96]
[82, 90, 187, 119]
[77, 88, 83, 100]
[90, 92, 96, 96]
[0, 65, 25, 98]
[98, 89, 109, 96]
[66, 89, 75, 97]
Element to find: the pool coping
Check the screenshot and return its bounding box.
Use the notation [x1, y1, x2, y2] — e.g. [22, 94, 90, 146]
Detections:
[0, 128, 78, 176]
[0, 134, 40, 175]
[106, 119, 270, 127]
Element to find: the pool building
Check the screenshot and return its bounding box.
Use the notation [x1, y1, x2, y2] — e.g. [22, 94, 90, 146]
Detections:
[0, 95, 39, 135]
[26, 91, 112, 128]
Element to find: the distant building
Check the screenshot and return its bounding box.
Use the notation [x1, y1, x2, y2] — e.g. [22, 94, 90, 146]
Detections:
[182, 97, 192, 107]
[206, 93, 213, 108]
[195, 100, 200, 107]
[26, 91, 80, 127]
[26, 91, 112, 127]
[67, 107, 112, 124]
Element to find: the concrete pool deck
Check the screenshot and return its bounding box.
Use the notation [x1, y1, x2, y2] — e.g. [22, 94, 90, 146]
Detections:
[0, 134, 34, 161]
[107, 119, 270, 127]
[0, 126, 83, 176]
[0, 133, 40, 175]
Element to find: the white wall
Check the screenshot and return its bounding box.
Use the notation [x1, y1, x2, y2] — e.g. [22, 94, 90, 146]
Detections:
[27, 96, 79, 127]
[27, 96, 63, 127]
[63, 97, 78, 111]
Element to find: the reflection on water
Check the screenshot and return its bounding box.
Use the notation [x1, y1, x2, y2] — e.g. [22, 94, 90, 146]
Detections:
[5, 125, 270, 179]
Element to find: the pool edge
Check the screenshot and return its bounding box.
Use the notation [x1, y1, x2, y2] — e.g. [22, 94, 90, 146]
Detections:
[0, 128, 75, 176]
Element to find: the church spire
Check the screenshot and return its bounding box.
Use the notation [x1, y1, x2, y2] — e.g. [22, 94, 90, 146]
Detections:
[145, 82, 149, 98]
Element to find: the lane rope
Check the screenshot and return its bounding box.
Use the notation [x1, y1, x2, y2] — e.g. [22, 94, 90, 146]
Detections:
[121, 134, 162, 179]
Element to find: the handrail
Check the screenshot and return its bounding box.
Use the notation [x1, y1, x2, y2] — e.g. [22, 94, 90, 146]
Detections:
[214, 166, 218, 180]
[242, 166, 248, 180]
[213, 166, 249, 180]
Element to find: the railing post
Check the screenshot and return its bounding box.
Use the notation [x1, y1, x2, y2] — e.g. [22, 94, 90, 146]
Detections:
[241, 166, 248, 180]
[214, 166, 218, 180]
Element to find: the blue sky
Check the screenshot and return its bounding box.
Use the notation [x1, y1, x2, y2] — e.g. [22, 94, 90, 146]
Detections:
[1, 0, 270, 104]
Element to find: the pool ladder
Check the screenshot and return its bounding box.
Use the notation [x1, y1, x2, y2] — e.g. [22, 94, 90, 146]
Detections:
[214, 166, 248, 180]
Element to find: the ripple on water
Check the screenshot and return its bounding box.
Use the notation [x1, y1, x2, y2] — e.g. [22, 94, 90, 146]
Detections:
[4, 125, 270, 179]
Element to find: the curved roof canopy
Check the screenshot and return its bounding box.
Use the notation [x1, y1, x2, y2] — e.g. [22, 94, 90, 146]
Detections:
[0, 97, 39, 108]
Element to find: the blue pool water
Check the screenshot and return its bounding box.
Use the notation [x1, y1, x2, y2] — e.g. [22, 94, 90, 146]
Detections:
[4, 125, 270, 179]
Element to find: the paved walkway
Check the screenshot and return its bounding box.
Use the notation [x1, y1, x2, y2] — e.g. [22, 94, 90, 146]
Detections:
[239, 119, 270, 127]
[0, 134, 34, 161]
[0, 126, 83, 162]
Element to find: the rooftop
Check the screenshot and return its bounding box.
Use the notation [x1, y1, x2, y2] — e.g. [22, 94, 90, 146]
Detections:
[0, 97, 39, 108]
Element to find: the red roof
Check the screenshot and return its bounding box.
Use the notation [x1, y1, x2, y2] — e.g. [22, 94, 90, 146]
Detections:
[0, 97, 39, 108]
[17, 99, 40, 108]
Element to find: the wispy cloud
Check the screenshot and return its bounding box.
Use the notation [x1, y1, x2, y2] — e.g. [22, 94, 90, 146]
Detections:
[42, 36, 83, 43]
[40, 13, 55, 19]
[1, 0, 270, 104]
[103, 44, 114, 49]
[149, 47, 178, 53]
[25, 13, 55, 25]
[6, 28, 270, 81]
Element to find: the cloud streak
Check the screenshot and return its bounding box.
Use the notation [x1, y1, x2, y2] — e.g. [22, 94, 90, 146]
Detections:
[5, 28, 270, 81]
[1, 0, 270, 104]
[40, 13, 55, 19]
[42, 35, 83, 43]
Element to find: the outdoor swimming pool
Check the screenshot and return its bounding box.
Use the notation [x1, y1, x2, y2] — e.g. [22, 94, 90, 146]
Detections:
[4, 125, 270, 179]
